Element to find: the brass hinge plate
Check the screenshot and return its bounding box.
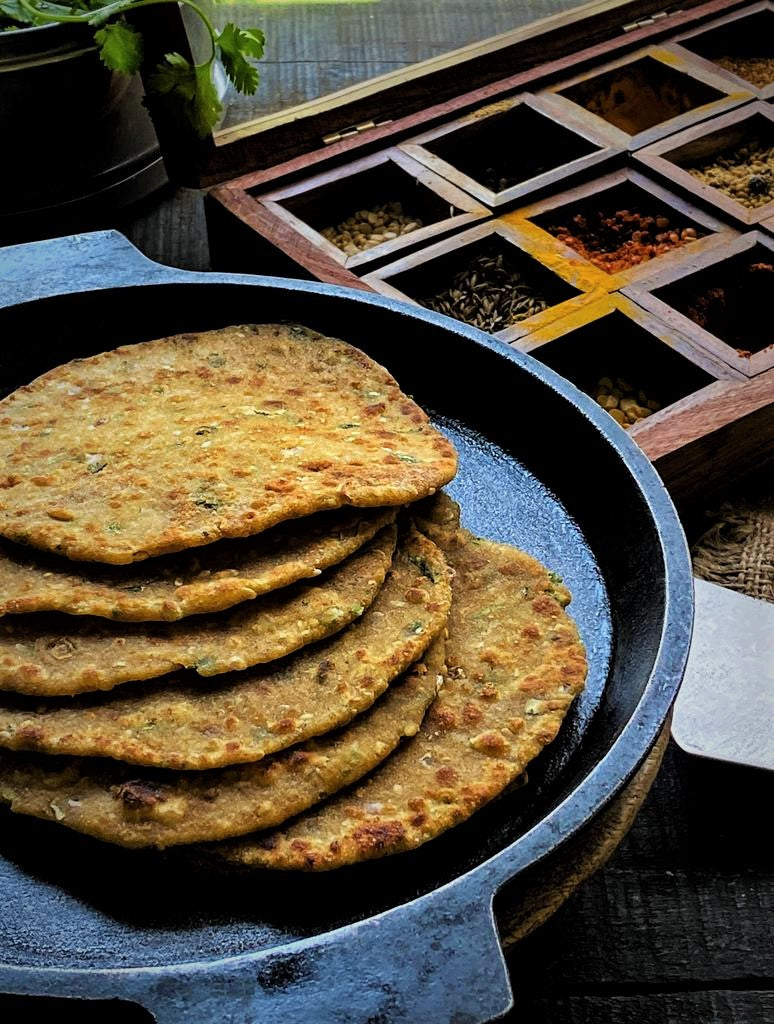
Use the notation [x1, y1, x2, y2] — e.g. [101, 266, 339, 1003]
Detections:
[623, 8, 679, 31]
[323, 119, 393, 145]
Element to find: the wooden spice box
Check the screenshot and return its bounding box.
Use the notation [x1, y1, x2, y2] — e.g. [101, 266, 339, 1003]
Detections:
[396, 93, 621, 210]
[503, 292, 772, 505]
[361, 218, 605, 344]
[202, 0, 774, 502]
[665, 0, 774, 101]
[497, 167, 737, 290]
[252, 148, 490, 275]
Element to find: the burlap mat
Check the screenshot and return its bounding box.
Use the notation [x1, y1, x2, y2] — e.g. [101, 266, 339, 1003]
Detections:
[691, 486, 774, 604]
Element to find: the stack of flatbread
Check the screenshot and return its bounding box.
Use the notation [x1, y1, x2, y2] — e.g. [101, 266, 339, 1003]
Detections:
[0, 324, 586, 870]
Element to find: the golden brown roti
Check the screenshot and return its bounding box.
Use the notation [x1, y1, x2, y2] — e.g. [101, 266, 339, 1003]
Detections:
[0, 526, 397, 697]
[219, 500, 587, 870]
[0, 528, 451, 768]
[0, 506, 397, 622]
[0, 639, 445, 848]
[0, 325, 457, 563]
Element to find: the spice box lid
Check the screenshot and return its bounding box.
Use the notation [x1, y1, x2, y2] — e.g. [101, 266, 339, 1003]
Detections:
[131, 0, 729, 188]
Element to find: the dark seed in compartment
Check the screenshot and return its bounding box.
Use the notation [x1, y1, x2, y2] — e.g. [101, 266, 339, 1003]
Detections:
[421, 253, 550, 332]
[676, 259, 774, 356]
[687, 138, 774, 209]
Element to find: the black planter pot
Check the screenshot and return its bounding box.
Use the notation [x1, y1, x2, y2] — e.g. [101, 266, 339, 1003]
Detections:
[0, 21, 166, 240]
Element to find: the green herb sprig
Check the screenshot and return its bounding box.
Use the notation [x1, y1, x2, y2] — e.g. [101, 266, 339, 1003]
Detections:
[3, 0, 265, 138]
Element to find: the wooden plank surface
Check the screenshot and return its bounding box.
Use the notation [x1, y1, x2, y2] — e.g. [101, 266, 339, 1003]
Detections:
[212, 0, 600, 127]
[509, 992, 774, 1022]
[198, 0, 737, 183]
[502, 741, 774, 1018]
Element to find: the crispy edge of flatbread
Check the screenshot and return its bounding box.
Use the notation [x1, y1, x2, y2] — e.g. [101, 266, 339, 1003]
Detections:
[0, 527, 452, 769]
[0, 525, 397, 696]
[0, 507, 398, 622]
[0, 638, 446, 848]
[219, 502, 587, 870]
[0, 325, 457, 563]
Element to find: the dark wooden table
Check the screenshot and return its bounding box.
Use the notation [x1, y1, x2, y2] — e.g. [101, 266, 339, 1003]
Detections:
[3, 9, 772, 1024]
[116, 186, 774, 1024]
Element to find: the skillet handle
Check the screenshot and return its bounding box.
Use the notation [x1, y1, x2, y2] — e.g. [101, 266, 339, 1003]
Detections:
[0, 230, 188, 308]
[137, 886, 513, 1024]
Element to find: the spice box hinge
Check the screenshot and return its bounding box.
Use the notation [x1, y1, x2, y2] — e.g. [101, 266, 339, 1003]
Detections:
[623, 8, 677, 31]
[323, 119, 394, 145]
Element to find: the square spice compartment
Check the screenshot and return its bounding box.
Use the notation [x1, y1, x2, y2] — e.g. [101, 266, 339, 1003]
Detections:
[538, 46, 752, 151]
[636, 101, 774, 226]
[623, 229, 774, 377]
[666, 0, 774, 101]
[501, 167, 735, 290]
[397, 92, 620, 210]
[517, 292, 736, 425]
[513, 293, 766, 506]
[250, 148, 490, 274]
[361, 220, 603, 344]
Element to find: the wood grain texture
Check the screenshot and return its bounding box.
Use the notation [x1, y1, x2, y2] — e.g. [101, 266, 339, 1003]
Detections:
[117, 186, 211, 272]
[504, 992, 774, 1023]
[214, 0, 593, 127]
[651, 399, 774, 510]
[202, 0, 746, 186]
[503, 740, 774, 1018]
[211, 188, 372, 288]
[630, 370, 774, 459]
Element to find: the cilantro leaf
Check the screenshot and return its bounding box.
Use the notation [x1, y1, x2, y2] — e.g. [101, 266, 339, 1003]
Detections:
[149, 53, 222, 138]
[216, 23, 264, 95]
[0, 0, 36, 23]
[94, 21, 143, 74]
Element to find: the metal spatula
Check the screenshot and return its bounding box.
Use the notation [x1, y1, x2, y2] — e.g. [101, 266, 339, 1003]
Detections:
[672, 578, 774, 771]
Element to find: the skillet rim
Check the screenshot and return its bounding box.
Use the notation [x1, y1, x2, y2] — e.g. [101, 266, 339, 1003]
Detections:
[0, 235, 694, 986]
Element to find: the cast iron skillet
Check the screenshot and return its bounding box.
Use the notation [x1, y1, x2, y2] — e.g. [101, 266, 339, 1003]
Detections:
[0, 231, 692, 1023]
